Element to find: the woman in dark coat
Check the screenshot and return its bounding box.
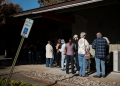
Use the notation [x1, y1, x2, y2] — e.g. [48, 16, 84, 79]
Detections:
[55, 39, 61, 67]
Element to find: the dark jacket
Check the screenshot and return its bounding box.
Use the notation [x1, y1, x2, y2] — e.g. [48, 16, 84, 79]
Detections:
[35, 42, 41, 51]
[92, 37, 107, 59]
[28, 42, 35, 51]
[75, 40, 78, 53]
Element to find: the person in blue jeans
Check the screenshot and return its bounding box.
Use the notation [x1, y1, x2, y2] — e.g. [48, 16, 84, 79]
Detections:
[46, 41, 53, 67]
[35, 40, 41, 63]
[78, 54, 86, 76]
[59, 39, 67, 71]
[28, 41, 35, 63]
[92, 32, 107, 78]
[66, 38, 75, 74]
[78, 32, 90, 77]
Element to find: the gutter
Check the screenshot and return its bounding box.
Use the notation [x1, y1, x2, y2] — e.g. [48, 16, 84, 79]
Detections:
[14, 0, 102, 17]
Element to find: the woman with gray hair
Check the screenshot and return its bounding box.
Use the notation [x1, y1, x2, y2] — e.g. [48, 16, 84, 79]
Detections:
[78, 32, 90, 77]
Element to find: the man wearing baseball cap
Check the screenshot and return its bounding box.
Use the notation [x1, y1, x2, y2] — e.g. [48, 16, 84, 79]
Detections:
[73, 34, 79, 74]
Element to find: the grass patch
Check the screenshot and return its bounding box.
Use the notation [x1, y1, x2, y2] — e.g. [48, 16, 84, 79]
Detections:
[0, 78, 36, 86]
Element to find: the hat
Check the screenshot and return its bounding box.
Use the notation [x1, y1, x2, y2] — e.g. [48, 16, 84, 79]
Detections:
[73, 34, 78, 39]
[61, 39, 65, 43]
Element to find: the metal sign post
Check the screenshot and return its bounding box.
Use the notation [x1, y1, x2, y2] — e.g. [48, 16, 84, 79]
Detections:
[5, 18, 34, 86]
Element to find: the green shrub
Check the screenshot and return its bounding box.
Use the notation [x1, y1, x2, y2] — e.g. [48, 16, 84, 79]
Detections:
[0, 78, 36, 86]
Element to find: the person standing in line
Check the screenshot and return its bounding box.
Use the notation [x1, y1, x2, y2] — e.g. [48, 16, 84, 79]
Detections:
[28, 41, 35, 63]
[46, 41, 53, 67]
[103, 37, 110, 75]
[55, 39, 61, 67]
[92, 32, 107, 78]
[59, 39, 67, 71]
[73, 34, 79, 74]
[23, 41, 28, 62]
[50, 39, 56, 64]
[35, 40, 41, 63]
[78, 32, 90, 77]
[66, 38, 75, 74]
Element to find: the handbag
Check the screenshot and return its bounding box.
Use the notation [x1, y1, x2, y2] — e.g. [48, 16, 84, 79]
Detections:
[62, 44, 67, 55]
[84, 39, 90, 59]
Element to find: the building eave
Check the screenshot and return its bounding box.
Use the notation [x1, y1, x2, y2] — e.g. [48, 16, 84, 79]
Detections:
[10, 0, 102, 18]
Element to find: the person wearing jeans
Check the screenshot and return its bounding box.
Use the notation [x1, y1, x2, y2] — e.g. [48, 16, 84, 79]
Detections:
[66, 55, 74, 74]
[78, 54, 86, 76]
[46, 41, 53, 67]
[35, 40, 41, 63]
[92, 32, 107, 78]
[46, 58, 53, 67]
[95, 57, 105, 77]
[78, 32, 90, 77]
[28, 41, 35, 63]
[66, 38, 75, 74]
[59, 39, 67, 71]
[61, 55, 66, 70]
[28, 51, 34, 63]
[36, 51, 41, 63]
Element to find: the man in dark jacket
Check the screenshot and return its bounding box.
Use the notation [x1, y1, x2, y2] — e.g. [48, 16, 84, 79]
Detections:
[92, 32, 107, 78]
[73, 34, 79, 74]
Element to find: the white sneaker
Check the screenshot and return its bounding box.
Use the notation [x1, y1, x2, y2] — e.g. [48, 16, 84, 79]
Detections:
[76, 71, 79, 74]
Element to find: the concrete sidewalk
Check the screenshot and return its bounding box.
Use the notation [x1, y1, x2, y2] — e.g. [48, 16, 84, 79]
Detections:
[0, 64, 120, 85]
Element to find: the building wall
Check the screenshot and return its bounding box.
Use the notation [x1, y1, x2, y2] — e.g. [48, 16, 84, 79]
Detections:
[42, 17, 72, 44]
[72, 4, 119, 44]
[71, 4, 120, 57]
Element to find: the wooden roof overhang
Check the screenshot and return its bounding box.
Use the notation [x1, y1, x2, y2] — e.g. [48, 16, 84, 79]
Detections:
[9, 0, 117, 26]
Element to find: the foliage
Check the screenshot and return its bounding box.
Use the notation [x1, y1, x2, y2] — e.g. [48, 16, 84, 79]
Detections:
[0, 2, 23, 26]
[38, 0, 72, 7]
[0, 0, 13, 6]
[0, 0, 5, 6]
[0, 78, 36, 86]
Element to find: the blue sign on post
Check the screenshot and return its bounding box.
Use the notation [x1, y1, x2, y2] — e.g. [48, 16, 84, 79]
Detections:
[21, 18, 34, 38]
[23, 27, 28, 34]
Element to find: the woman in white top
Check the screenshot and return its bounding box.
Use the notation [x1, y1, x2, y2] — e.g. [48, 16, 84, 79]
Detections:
[59, 39, 66, 71]
[78, 32, 90, 77]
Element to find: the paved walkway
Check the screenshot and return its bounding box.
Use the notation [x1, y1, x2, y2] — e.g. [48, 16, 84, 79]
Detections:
[0, 55, 120, 86]
[0, 64, 120, 85]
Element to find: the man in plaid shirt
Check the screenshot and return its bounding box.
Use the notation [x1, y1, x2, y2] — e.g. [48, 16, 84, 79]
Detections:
[92, 32, 107, 78]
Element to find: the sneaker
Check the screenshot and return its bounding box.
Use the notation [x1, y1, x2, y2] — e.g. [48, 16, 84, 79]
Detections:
[62, 69, 65, 71]
[93, 75, 101, 78]
[76, 71, 79, 74]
